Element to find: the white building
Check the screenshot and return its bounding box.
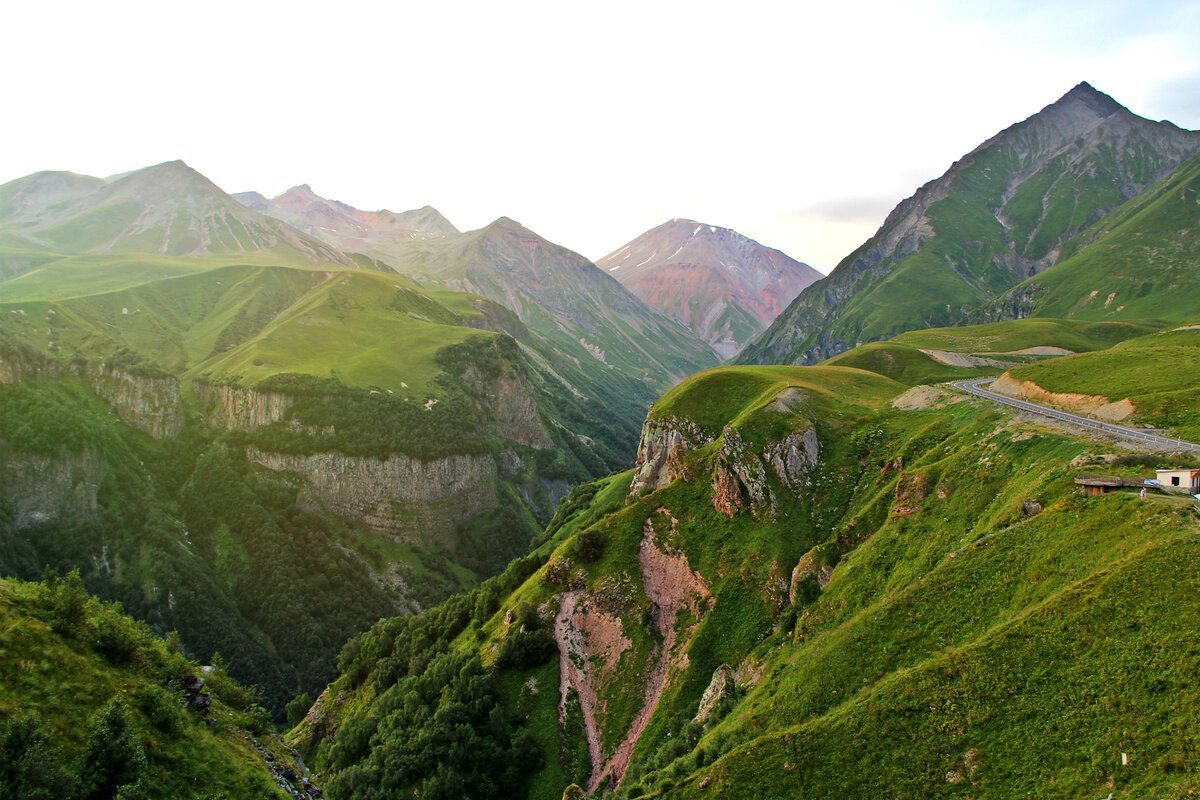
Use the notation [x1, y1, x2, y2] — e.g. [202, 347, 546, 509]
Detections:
[1155, 468, 1200, 492]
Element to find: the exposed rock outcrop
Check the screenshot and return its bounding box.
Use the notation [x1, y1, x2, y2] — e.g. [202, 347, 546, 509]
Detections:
[247, 449, 498, 544]
[0, 349, 182, 438]
[554, 509, 711, 793]
[712, 425, 820, 518]
[693, 665, 734, 724]
[193, 382, 298, 430]
[892, 472, 933, 516]
[483, 373, 553, 449]
[789, 546, 835, 604]
[629, 416, 710, 495]
[86, 363, 184, 438]
[0, 442, 105, 530]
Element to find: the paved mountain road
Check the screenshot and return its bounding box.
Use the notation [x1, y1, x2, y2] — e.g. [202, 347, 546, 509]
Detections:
[950, 378, 1200, 454]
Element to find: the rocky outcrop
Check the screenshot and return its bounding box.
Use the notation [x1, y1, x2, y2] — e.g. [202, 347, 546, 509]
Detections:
[0, 346, 66, 384]
[86, 363, 184, 438]
[693, 665, 734, 724]
[486, 373, 553, 449]
[991, 372, 1136, 422]
[789, 546, 836, 604]
[629, 416, 710, 496]
[712, 425, 820, 518]
[892, 472, 933, 516]
[194, 383, 297, 430]
[0, 442, 105, 530]
[247, 449, 498, 545]
[0, 349, 182, 438]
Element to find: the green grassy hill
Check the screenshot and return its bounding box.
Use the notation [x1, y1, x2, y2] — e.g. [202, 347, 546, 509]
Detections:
[1001, 325, 1200, 440]
[819, 318, 1158, 386]
[0, 572, 312, 799]
[295, 356, 1200, 800]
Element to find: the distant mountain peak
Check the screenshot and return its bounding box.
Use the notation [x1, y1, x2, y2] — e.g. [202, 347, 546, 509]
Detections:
[280, 184, 321, 202]
[1056, 80, 1125, 118]
[485, 216, 526, 233]
[598, 219, 821, 359]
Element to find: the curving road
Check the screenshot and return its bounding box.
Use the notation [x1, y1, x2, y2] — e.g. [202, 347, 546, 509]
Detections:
[950, 378, 1200, 454]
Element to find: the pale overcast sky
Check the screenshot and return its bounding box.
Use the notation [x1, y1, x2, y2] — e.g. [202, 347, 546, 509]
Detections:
[3, 0, 1197, 272]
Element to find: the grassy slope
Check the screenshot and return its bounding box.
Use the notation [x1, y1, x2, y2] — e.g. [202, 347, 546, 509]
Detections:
[1010, 150, 1200, 321]
[818, 318, 1159, 387]
[295, 366, 906, 798]
[651, 365, 903, 429]
[890, 318, 1159, 354]
[1004, 327, 1200, 440]
[632, 389, 1200, 799]
[655, 496, 1200, 799]
[0, 576, 303, 798]
[307, 357, 1200, 800]
[0, 262, 496, 399]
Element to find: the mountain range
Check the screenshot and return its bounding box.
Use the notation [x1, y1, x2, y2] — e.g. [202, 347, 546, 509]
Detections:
[3, 79, 1200, 800]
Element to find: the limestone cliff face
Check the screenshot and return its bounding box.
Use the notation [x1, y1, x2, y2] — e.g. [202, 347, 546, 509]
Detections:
[0, 442, 105, 530]
[247, 449, 498, 545]
[0, 349, 183, 439]
[85, 364, 184, 438]
[193, 382, 297, 431]
[485, 373, 553, 449]
[0, 347, 66, 384]
[629, 416, 711, 495]
[711, 425, 819, 518]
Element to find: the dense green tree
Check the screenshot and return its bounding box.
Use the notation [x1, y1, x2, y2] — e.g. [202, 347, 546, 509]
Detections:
[76, 699, 147, 800]
[0, 715, 76, 800]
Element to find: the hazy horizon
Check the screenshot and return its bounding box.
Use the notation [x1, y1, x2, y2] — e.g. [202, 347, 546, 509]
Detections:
[4, 0, 1197, 273]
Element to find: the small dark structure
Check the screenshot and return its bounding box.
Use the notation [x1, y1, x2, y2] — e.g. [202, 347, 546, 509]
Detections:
[1074, 475, 1143, 496]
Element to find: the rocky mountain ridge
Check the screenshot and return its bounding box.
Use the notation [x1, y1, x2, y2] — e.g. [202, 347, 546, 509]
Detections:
[0, 161, 362, 270]
[740, 82, 1200, 366]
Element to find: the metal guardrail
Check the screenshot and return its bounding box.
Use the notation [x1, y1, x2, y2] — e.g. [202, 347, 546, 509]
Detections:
[949, 378, 1200, 454]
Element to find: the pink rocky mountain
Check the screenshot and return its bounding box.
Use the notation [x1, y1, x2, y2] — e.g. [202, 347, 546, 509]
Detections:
[597, 219, 821, 359]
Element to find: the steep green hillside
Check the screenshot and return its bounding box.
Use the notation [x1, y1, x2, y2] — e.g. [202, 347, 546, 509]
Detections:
[994, 150, 1200, 322]
[740, 83, 1200, 366]
[0, 573, 313, 799]
[348, 216, 719, 383]
[298, 357, 1200, 800]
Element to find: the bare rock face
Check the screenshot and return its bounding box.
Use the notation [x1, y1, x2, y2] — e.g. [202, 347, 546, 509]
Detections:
[0, 349, 182, 438]
[463, 368, 553, 449]
[247, 449, 499, 545]
[629, 416, 710, 496]
[0, 347, 65, 384]
[86, 364, 184, 438]
[693, 664, 734, 724]
[892, 472, 933, 516]
[789, 545, 836, 605]
[0, 442, 105, 530]
[712, 425, 820, 518]
[194, 383, 297, 431]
